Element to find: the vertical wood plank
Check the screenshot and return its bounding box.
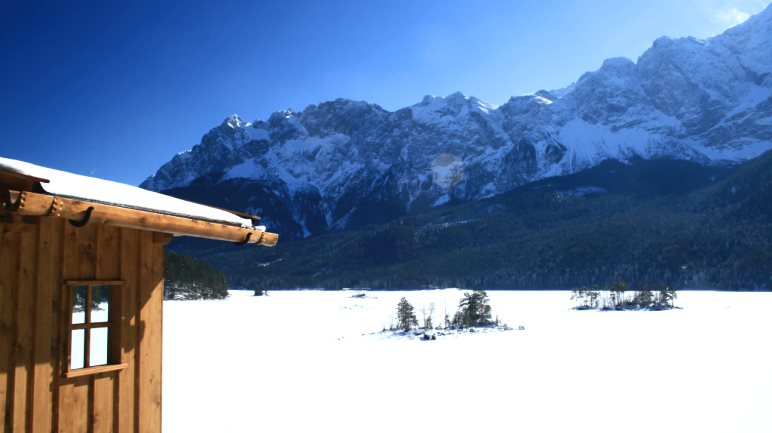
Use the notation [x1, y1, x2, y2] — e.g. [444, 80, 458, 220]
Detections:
[49, 219, 64, 433]
[137, 231, 163, 433]
[0, 226, 21, 433]
[151, 239, 165, 433]
[30, 218, 57, 433]
[79, 224, 97, 433]
[58, 377, 89, 433]
[77, 223, 97, 282]
[116, 228, 138, 433]
[13, 223, 38, 432]
[58, 223, 89, 433]
[91, 374, 114, 433]
[92, 225, 117, 433]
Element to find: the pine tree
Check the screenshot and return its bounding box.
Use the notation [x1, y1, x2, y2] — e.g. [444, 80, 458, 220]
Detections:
[591, 284, 601, 307]
[396, 297, 418, 332]
[657, 285, 677, 308]
[457, 289, 493, 327]
[570, 289, 585, 308]
[610, 280, 628, 308]
[633, 286, 653, 308]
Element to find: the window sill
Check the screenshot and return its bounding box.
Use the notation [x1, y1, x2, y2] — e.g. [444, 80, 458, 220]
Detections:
[63, 363, 128, 379]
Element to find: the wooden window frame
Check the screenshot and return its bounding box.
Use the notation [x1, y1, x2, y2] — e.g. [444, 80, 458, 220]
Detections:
[62, 280, 128, 378]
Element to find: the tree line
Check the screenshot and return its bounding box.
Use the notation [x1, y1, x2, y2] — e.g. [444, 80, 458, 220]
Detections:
[571, 281, 677, 310]
[164, 251, 229, 300]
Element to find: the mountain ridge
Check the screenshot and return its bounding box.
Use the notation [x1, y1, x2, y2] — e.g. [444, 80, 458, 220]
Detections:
[143, 4, 772, 239]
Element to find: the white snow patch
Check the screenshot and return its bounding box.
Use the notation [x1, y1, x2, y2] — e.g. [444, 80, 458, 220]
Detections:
[224, 159, 265, 180]
[163, 290, 772, 433]
[244, 127, 270, 141]
[557, 118, 671, 166]
[479, 182, 497, 197]
[533, 94, 553, 105]
[433, 193, 450, 206]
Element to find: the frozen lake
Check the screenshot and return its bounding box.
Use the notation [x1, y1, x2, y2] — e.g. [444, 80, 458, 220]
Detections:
[163, 290, 772, 433]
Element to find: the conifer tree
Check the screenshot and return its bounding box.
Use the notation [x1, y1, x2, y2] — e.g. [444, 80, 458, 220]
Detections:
[657, 285, 677, 308]
[456, 289, 493, 327]
[634, 286, 653, 308]
[610, 280, 628, 307]
[396, 297, 418, 331]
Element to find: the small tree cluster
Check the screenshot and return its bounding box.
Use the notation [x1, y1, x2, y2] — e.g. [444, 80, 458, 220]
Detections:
[571, 282, 678, 310]
[571, 285, 601, 309]
[388, 289, 501, 335]
[389, 289, 499, 332]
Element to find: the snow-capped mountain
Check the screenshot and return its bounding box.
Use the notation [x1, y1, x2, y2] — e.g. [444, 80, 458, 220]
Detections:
[143, 5, 772, 239]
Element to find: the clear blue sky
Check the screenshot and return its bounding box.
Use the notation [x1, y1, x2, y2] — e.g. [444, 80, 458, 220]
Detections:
[1, 0, 768, 185]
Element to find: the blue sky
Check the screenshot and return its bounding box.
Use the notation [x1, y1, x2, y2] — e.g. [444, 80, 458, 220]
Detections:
[1, 0, 768, 185]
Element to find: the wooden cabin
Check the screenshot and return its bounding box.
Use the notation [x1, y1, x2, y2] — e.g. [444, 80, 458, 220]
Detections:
[0, 158, 278, 433]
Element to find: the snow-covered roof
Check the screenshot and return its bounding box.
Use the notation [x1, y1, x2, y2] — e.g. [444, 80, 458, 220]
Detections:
[0, 157, 254, 228]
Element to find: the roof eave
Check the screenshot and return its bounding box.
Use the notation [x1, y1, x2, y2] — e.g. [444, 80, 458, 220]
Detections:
[3, 190, 278, 247]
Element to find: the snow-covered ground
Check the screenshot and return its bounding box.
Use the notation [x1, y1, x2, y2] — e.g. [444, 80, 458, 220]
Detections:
[163, 290, 772, 433]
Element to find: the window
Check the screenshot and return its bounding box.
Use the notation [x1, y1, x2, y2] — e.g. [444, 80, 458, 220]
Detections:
[63, 280, 127, 378]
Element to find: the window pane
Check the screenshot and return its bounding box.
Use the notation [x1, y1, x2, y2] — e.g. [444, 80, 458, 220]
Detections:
[89, 328, 109, 366]
[71, 329, 85, 369]
[91, 285, 110, 323]
[72, 286, 86, 325]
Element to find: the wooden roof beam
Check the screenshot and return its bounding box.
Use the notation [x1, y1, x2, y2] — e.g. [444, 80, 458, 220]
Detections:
[4, 190, 278, 247]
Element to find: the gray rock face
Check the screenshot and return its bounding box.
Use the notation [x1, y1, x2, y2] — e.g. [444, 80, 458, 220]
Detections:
[142, 5, 772, 238]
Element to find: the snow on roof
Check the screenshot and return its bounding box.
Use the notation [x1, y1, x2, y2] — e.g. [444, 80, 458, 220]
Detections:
[0, 157, 254, 228]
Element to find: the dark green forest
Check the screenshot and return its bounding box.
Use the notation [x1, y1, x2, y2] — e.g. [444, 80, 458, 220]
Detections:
[172, 151, 772, 291]
[164, 251, 229, 300]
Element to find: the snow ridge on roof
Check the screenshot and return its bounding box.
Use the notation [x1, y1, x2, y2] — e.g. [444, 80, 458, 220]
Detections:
[0, 157, 254, 228]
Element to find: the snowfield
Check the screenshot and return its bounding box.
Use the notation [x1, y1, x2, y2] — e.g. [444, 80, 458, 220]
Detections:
[163, 290, 772, 433]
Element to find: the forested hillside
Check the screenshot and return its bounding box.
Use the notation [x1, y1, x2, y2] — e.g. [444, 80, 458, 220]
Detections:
[173, 151, 772, 291]
[164, 251, 229, 299]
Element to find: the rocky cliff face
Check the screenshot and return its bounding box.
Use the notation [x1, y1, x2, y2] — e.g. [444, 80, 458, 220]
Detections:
[143, 5, 772, 239]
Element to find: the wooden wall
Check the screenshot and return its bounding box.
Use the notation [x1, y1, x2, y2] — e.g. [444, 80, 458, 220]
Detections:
[0, 214, 168, 433]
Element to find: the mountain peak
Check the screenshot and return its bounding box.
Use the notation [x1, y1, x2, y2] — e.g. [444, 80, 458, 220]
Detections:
[224, 114, 248, 129]
[445, 91, 467, 101]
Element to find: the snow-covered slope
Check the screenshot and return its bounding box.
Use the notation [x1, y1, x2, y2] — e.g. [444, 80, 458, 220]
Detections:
[143, 5, 772, 238]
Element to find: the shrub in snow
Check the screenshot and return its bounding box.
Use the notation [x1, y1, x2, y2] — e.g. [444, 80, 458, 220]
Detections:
[421, 303, 435, 330]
